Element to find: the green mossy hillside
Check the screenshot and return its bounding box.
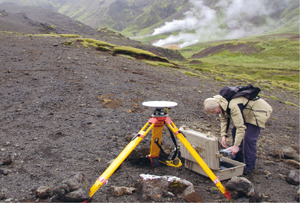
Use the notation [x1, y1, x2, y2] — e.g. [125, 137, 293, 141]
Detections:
[179, 35, 300, 92]
[25, 34, 171, 64]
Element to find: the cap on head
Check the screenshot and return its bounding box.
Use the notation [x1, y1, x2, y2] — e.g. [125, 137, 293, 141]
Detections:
[204, 98, 219, 114]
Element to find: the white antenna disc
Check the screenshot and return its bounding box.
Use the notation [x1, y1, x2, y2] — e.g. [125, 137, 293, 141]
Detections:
[142, 101, 178, 108]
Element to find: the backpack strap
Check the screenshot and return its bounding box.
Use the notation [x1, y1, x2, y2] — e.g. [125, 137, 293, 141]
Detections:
[224, 98, 253, 133]
[225, 101, 231, 133]
[225, 117, 231, 134]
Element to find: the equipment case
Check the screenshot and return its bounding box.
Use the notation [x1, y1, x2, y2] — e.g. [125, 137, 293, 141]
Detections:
[179, 127, 245, 181]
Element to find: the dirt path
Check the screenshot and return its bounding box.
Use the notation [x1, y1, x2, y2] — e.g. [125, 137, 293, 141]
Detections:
[0, 33, 299, 202]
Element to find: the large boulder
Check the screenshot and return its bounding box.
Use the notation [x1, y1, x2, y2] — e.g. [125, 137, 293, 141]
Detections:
[225, 176, 262, 201]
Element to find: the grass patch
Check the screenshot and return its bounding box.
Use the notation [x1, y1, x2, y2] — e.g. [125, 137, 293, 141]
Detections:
[19, 33, 171, 66]
[145, 60, 178, 68]
[112, 46, 169, 63]
[184, 71, 199, 76]
[285, 101, 299, 107]
[179, 37, 300, 92]
[113, 46, 157, 57]
[72, 37, 169, 63]
[76, 38, 115, 49]
[58, 34, 80, 38]
[26, 33, 82, 38]
[261, 94, 299, 106]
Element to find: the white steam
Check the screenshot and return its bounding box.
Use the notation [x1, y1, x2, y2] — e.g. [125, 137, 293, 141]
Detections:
[152, 0, 290, 48]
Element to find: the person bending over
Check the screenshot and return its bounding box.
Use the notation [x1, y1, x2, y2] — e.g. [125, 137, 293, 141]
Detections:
[203, 95, 272, 175]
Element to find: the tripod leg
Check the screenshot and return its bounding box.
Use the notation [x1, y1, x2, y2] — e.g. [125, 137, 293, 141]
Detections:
[165, 120, 232, 200]
[88, 122, 155, 199]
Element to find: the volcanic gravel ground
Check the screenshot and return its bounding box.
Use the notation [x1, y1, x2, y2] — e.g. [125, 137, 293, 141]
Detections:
[0, 33, 299, 202]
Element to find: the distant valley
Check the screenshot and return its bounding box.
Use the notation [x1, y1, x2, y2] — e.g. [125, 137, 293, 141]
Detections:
[0, 0, 298, 48]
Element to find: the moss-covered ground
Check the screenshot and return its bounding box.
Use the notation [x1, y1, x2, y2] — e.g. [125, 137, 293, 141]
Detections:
[179, 34, 299, 93]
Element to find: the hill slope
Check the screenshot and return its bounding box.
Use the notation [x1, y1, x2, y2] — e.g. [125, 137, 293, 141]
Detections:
[0, 0, 298, 44]
[0, 0, 190, 37]
[0, 3, 184, 61]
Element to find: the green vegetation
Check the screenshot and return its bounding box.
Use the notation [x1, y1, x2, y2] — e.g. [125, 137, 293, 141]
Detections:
[113, 46, 158, 58]
[179, 35, 300, 92]
[259, 94, 298, 106]
[285, 101, 298, 107]
[270, 2, 300, 34]
[26, 33, 81, 38]
[121, 1, 187, 37]
[62, 41, 74, 45]
[58, 34, 80, 38]
[22, 33, 172, 65]
[76, 38, 115, 48]
[112, 46, 169, 63]
[145, 61, 178, 69]
[26, 33, 170, 64]
[57, 36, 170, 63]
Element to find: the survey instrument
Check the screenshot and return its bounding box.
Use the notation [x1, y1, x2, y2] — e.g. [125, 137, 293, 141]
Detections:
[86, 101, 232, 201]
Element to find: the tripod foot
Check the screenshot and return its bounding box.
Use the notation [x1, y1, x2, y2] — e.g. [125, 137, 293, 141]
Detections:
[224, 190, 232, 200]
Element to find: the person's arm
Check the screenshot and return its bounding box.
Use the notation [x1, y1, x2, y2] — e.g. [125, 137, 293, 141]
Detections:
[221, 135, 228, 148]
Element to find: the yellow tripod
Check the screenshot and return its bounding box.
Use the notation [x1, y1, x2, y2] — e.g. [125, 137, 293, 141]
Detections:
[86, 101, 231, 201]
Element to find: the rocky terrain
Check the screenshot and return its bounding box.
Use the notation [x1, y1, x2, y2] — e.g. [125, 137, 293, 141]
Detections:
[0, 4, 299, 203]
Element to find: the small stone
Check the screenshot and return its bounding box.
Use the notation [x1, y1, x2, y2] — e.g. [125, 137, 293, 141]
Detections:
[0, 189, 7, 200]
[36, 186, 53, 199]
[184, 192, 202, 203]
[110, 186, 137, 197]
[0, 168, 10, 175]
[264, 170, 271, 177]
[2, 156, 12, 165]
[125, 133, 135, 141]
[5, 198, 13, 202]
[285, 170, 300, 185]
[275, 147, 298, 159]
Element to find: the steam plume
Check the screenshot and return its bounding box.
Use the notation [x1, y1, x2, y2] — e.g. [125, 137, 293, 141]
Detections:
[152, 0, 290, 48]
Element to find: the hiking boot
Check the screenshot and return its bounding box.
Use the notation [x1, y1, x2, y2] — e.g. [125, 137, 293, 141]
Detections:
[243, 167, 253, 175]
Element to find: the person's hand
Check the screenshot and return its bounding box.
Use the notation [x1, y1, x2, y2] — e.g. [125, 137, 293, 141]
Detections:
[221, 136, 228, 148]
[230, 145, 239, 155]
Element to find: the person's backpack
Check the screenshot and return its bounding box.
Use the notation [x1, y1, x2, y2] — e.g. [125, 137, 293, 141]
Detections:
[219, 84, 261, 133]
[219, 85, 261, 102]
